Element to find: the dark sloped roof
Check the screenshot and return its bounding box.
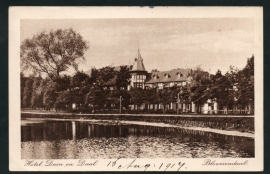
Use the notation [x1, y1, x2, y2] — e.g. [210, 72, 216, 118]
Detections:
[85, 69, 92, 76]
[130, 49, 146, 72]
[104, 76, 117, 86]
[145, 68, 191, 84]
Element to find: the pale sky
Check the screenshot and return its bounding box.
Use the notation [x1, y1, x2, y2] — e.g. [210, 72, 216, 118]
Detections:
[21, 18, 254, 75]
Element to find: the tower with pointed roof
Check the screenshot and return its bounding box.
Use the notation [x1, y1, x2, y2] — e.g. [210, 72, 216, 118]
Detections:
[128, 47, 148, 89]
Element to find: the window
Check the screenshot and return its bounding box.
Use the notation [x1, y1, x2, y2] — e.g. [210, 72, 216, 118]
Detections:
[136, 75, 144, 80]
[158, 83, 163, 89]
[134, 82, 143, 88]
[164, 83, 169, 87]
[208, 103, 214, 110]
[177, 72, 183, 78]
[153, 75, 159, 80]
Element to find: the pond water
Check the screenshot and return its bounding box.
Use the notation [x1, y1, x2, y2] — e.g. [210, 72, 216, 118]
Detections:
[21, 120, 254, 159]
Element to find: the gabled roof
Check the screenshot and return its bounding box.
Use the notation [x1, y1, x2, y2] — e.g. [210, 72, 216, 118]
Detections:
[85, 69, 93, 76]
[105, 76, 117, 86]
[130, 49, 146, 72]
[145, 68, 191, 84]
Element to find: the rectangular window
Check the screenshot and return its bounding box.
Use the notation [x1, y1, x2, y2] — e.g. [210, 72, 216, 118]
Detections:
[134, 82, 143, 88]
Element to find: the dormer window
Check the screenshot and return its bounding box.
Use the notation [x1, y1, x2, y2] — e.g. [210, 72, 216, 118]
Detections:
[153, 74, 159, 80]
[164, 73, 171, 79]
[176, 72, 183, 78]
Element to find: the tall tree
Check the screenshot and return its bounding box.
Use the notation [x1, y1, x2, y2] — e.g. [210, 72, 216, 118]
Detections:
[42, 80, 57, 110]
[85, 66, 116, 111]
[20, 73, 27, 108]
[128, 88, 144, 110]
[85, 87, 109, 112]
[189, 67, 210, 113]
[30, 76, 43, 109]
[206, 70, 234, 113]
[57, 74, 72, 92]
[116, 65, 131, 90]
[95, 66, 116, 87]
[157, 87, 175, 114]
[22, 77, 34, 108]
[237, 56, 254, 112]
[71, 71, 90, 107]
[21, 28, 89, 81]
[143, 87, 158, 112]
[55, 90, 74, 111]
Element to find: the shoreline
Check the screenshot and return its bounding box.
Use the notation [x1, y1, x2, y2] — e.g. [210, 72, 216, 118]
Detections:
[21, 111, 255, 118]
[22, 118, 255, 138]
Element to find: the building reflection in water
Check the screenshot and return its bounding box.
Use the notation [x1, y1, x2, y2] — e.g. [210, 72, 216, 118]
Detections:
[21, 120, 254, 159]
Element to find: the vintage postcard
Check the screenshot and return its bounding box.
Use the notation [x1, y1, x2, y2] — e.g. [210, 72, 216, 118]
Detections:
[9, 7, 263, 171]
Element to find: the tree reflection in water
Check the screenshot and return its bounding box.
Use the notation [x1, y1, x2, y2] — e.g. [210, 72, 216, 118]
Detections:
[21, 120, 254, 159]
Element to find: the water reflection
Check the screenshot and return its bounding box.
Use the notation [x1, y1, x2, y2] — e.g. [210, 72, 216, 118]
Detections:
[21, 120, 254, 159]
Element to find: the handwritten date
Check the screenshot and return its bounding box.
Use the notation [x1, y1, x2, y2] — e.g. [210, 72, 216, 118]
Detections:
[107, 158, 185, 171]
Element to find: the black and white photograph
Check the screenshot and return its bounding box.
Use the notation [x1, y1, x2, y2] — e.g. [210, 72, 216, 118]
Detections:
[9, 7, 263, 171]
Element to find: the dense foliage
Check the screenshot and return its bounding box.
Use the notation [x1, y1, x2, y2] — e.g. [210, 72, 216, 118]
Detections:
[188, 56, 254, 113]
[20, 28, 254, 114]
[21, 65, 131, 112]
[21, 28, 89, 81]
[21, 56, 254, 114]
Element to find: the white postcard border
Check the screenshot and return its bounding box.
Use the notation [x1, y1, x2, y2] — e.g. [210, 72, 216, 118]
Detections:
[9, 6, 263, 171]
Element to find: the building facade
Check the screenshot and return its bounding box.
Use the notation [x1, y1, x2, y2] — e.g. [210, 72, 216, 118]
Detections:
[128, 48, 192, 90]
[84, 48, 253, 114]
[128, 48, 196, 113]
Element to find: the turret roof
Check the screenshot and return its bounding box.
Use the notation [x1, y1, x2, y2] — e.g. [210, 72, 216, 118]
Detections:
[130, 48, 146, 72]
